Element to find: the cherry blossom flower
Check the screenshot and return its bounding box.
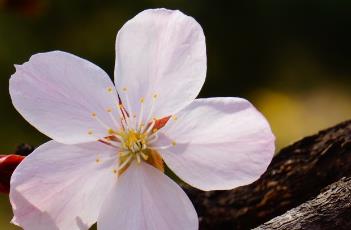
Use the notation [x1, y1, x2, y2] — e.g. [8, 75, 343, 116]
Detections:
[9, 8, 275, 230]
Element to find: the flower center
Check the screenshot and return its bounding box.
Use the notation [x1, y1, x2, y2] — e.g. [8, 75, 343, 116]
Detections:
[119, 129, 151, 165]
[122, 130, 147, 153]
[89, 87, 176, 176]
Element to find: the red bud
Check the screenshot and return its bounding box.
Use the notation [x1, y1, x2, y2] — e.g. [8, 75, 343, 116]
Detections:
[0, 155, 25, 194]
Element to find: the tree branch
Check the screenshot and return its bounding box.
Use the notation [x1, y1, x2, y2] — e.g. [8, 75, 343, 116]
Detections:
[185, 120, 351, 229]
[253, 177, 351, 230]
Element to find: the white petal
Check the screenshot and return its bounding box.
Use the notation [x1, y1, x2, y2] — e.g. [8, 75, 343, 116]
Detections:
[115, 9, 206, 123]
[10, 51, 120, 144]
[11, 189, 60, 230]
[157, 97, 275, 191]
[98, 162, 198, 230]
[10, 141, 117, 230]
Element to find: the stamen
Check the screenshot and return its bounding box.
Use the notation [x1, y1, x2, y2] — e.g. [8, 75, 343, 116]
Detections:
[106, 93, 172, 168]
[150, 141, 176, 150]
[121, 88, 135, 128]
[147, 134, 159, 144]
[144, 93, 158, 131]
[116, 104, 128, 130]
[147, 130, 159, 141]
[140, 151, 149, 160]
[107, 108, 120, 129]
[118, 151, 130, 157]
[107, 128, 115, 135]
[139, 124, 145, 132]
[138, 97, 145, 131]
[118, 155, 133, 171]
[136, 154, 141, 164]
[168, 115, 178, 128]
[89, 129, 120, 148]
[130, 143, 138, 153]
[107, 87, 113, 93]
[88, 129, 94, 135]
[98, 138, 121, 148]
[91, 113, 110, 130]
[111, 133, 124, 143]
[144, 119, 156, 135]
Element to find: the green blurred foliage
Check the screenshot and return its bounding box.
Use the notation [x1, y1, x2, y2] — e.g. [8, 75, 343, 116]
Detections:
[1, 0, 351, 229]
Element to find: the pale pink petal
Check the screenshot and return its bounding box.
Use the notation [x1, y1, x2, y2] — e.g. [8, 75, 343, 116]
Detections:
[157, 97, 275, 191]
[10, 51, 120, 144]
[11, 189, 59, 230]
[98, 162, 198, 230]
[10, 141, 118, 230]
[115, 9, 206, 123]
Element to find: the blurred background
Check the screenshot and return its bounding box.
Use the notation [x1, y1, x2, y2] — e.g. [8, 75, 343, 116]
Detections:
[0, 0, 351, 229]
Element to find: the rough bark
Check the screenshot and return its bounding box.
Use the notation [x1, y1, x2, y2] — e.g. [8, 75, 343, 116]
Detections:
[184, 120, 351, 230]
[253, 177, 351, 230]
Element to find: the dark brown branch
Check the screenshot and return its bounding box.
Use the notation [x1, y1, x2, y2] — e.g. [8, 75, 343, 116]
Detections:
[253, 177, 351, 230]
[185, 120, 351, 230]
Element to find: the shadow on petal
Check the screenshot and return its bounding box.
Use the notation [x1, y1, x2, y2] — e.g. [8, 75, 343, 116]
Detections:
[76, 216, 90, 229]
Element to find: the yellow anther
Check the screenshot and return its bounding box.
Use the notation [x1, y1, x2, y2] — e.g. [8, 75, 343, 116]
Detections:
[108, 128, 116, 135]
[140, 97, 145, 103]
[153, 94, 158, 99]
[122, 87, 128, 92]
[172, 115, 178, 121]
[113, 169, 117, 174]
[107, 87, 113, 93]
[91, 112, 97, 117]
[171, 141, 176, 146]
[152, 128, 158, 133]
[118, 104, 123, 109]
[88, 129, 93, 135]
[96, 158, 100, 163]
[106, 108, 112, 113]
